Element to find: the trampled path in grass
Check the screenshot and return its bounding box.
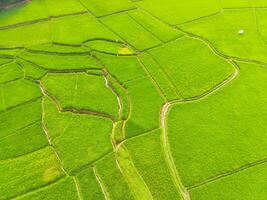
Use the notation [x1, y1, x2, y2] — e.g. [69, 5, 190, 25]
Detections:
[1, 0, 267, 199]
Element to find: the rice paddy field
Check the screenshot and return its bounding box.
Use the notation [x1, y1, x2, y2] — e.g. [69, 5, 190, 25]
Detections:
[0, 0, 267, 199]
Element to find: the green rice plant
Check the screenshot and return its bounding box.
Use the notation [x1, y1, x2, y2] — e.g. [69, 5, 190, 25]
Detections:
[94, 52, 146, 83]
[19, 51, 100, 70]
[101, 13, 162, 50]
[124, 77, 164, 137]
[27, 44, 91, 53]
[1, 79, 42, 110]
[180, 9, 267, 63]
[0, 99, 41, 138]
[17, 59, 47, 79]
[44, 0, 86, 16]
[137, 0, 221, 25]
[256, 9, 267, 42]
[51, 14, 121, 45]
[167, 62, 267, 187]
[0, 57, 12, 65]
[16, 177, 79, 200]
[139, 53, 181, 101]
[79, 0, 135, 17]
[116, 145, 154, 199]
[221, 0, 251, 8]
[0, 21, 51, 47]
[0, 0, 47, 27]
[0, 121, 47, 160]
[148, 37, 235, 98]
[0, 62, 23, 84]
[43, 96, 113, 173]
[43, 95, 72, 139]
[128, 9, 183, 42]
[76, 168, 105, 200]
[84, 40, 134, 55]
[41, 73, 119, 119]
[105, 73, 129, 120]
[95, 153, 135, 200]
[190, 162, 267, 200]
[0, 147, 64, 199]
[254, 0, 267, 6]
[0, 48, 20, 56]
[124, 129, 183, 200]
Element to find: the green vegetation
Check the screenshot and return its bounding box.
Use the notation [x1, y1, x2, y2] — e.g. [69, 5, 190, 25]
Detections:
[79, 0, 135, 17]
[76, 168, 105, 200]
[1, 0, 267, 199]
[148, 36, 235, 98]
[17, 177, 79, 200]
[0, 147, 64, 199]
[43, 96, 113, 172]
[167, 62, 267, 187]
[101, 13, 162, 50]
[124, 129, 183, 200]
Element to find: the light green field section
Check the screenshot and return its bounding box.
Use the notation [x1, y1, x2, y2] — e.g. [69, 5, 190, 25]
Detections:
[137, 0, 221, 25]
[257, 9, 267, 42]
[128, 9, 183, 42]
[80, 0, 135, 17]
[1, 1, 267, 199]
[0, 0, 47, 27]
[148, 37, 235, 98]
[0, 147, 64, 199]
[0, 100, 41, 138]
[168, 62, 267, 187]
[0, 21, 51, 47]
[42, 73, 119, 119]
[221, 0, 251, 8]
[44, 0, 86, 16]
[85, 40, 134, 55]
[16, 177, 79, 200]
[26, 44, 91, 53]
[0, 62, 23, 84]
[139, 53, 181, 100]
[190, 162, 267, 200]
[124, 77, 164, 137]
[105, 72, 129, 120]
[43, 96, 113, 173]
[0, 79, 41, 111]
[19, 51, 100, 70]
[180, 9, 267, 63]
[95, 53, 146, 82]
[76, 168, 105, 200]
[0, 121, 47, 160]
[116, 146, 153, 200]
[0, 48, 20, 56]
[0, 0, 85, 28]
[17, 59, 47, 79]
[0, 57, 12, 65]
[95, 153, 135, 200]
[254, 0, 267, 6]
[51, 13, 121, 45]
[101, 13, 162, 50]
[124, 129, 183, 200]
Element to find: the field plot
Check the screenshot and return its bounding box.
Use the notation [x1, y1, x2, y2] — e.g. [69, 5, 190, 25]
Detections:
[1, 0, 267, 199]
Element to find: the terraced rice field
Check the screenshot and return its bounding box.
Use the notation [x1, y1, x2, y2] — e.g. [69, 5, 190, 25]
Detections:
[0, 0, 267, 199]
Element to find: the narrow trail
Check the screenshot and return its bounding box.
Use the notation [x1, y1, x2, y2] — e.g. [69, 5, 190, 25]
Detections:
[73, 176, 83, 200]
[39, 82, 116, 122]
[40, 83, 83, 199]
[92, 166, 110, 200]
[160, 61, 239, 200]
[103, 70, 154, 200]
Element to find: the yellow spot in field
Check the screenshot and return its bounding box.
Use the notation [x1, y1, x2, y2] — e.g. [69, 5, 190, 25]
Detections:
[118, 46, 133, 55]
[43, 166, 60, 182]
